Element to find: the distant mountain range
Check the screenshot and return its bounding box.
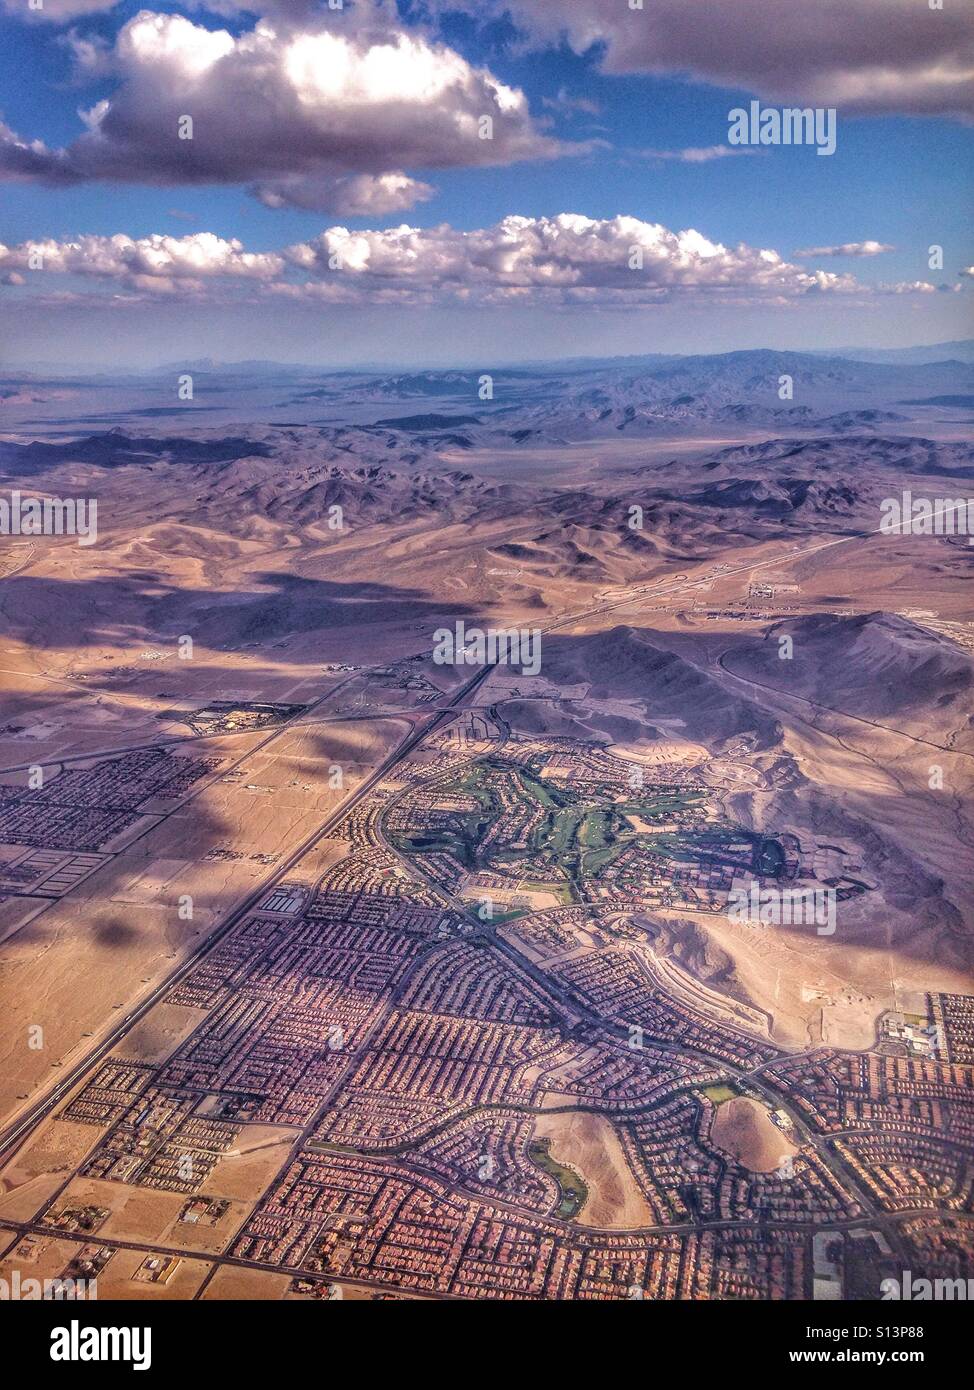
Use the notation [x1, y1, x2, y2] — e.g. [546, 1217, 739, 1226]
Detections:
[11, 339, 974, 380]
[2, 342, 971, 443]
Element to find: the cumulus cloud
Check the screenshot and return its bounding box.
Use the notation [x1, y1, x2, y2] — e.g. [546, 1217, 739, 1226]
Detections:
[794, 240, 894, 258]
[0, 214, 937, 306]
[0, 10, 576, 209]
[0, 231, 283, 295]
[285, 214, 848, 301]
[0, 119, 77, 181]
[255, 171, 435, 214]
[435, 0, 974, 118]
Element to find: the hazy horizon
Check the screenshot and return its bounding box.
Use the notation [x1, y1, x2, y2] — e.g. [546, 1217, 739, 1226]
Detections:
[8, 335, 974, 380]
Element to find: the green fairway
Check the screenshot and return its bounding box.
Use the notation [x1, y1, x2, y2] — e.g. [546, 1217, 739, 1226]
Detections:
[527, 1139, 588, 1220]
[389, 755, 784, 905]
[701, 1085, 738, 1104]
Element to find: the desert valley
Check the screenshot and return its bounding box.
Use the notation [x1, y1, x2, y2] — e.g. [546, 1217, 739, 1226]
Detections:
[0, 346, 971, 1301]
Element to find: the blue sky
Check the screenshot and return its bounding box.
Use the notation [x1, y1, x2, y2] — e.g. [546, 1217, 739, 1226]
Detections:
[1, 0, 972, 366]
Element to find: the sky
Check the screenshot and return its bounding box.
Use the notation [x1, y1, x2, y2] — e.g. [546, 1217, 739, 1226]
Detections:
[1, 0, 972, 368]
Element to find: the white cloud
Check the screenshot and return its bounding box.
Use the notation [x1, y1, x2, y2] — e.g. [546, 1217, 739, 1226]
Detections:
[0, 214, 937, 306]
[255, 170, 435, 214]
[0, 10, 577, 209]
[0, 231, 284, 295]
[876, 280, 936, 294]
[794, 241, 895, 258]
[639, 145, 761, 163]
[286, 214, 823, 297]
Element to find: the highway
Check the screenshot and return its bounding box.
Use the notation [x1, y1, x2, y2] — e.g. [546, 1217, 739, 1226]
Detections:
[0, 516, 907, 1166]
[0, 661, 493, 1167]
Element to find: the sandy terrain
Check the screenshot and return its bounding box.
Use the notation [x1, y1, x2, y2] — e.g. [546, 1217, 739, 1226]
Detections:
[0, 383, 970, 1298]
[81, 1247, 214, 1300]
[533, 1110, 654, 1229]
[199, 1126, 296, 1204]
[201, 1265, 291, 1300]
[111, 1003, 210, 1066]
[0, 718, 408, 1123]
[710, 1097, 799, 1174]
[0, 1230, 80, 1283]
[0, 1228, 212, 1302]
[0, 1117, 101, 1220]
